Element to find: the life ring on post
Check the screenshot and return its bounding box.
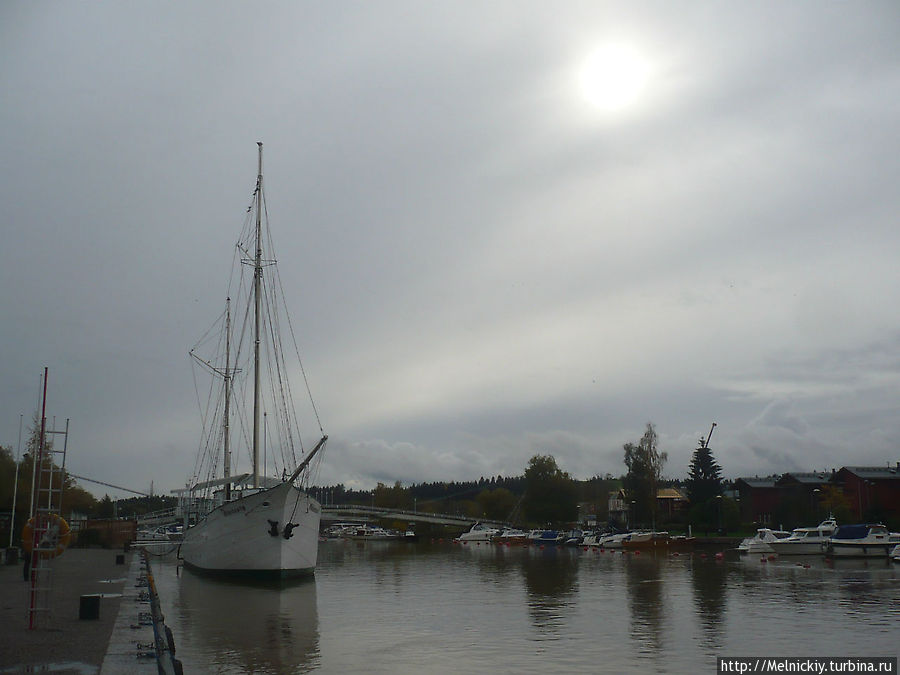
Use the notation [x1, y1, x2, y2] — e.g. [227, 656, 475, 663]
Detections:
[22, 514, 72, 558]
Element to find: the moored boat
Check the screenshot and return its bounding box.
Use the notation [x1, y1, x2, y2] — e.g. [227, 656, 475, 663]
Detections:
[455, 522, 500, 543]
[531, 530, 565, 546]
[769, 517, 837, 556]
[824, 524, 900, 558]
[345, 525, 400, 541]
[492, 528, 529, 545]
[562, 529, 586, 546]
[737, 528, 791, 554]
[179, 143, 327, 580]
[622, 531, 670, 550]
[596, 532, 631, 549]
[890, 544, 900, 563]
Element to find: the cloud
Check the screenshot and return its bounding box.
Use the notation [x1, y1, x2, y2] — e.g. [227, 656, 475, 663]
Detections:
[1, 3, 899, 498]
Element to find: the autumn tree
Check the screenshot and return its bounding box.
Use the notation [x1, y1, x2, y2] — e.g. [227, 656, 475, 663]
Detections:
[623, 423, 667, 528]
[816, 485, 853, 524]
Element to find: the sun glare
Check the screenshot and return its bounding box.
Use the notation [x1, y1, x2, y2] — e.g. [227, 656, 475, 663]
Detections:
[579, 43, 650, 112]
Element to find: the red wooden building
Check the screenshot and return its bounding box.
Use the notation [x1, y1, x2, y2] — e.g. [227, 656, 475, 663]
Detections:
[833, 465, 900, 521]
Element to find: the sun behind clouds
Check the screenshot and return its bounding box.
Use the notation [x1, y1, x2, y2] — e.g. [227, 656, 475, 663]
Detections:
[578, 43, 651, 112]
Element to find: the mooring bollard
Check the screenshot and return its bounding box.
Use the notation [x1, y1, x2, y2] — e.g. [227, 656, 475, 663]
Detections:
[79, 594, 101, 620]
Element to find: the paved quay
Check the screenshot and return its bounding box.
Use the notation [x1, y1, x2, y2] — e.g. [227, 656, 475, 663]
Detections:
[0, 548, 162, 675]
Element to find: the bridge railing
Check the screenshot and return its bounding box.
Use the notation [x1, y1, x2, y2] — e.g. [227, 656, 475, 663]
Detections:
[321, 504, 507, 529]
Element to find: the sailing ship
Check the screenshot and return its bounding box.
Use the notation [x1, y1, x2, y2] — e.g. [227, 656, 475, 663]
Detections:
[179, 143, 327, 579]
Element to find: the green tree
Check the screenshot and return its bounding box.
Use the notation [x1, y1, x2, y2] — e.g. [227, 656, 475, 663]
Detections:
[475, 487, 517, 521]
[522, 455, 578, 527]
[97, 495, 115, 518]
[0, 445, 15, 509]
[373, 481, 411, 510]
[623, 423, 667, 528]
[686, 442, 723, 505]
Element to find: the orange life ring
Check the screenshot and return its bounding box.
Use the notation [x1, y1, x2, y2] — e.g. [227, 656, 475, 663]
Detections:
[22, 514, 72, 558]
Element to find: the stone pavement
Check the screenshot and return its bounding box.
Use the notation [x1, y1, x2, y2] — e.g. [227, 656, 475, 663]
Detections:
[0, 548, 132, 674]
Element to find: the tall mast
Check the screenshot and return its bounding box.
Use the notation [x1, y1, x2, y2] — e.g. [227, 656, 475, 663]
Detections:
[252, 142, 263, 488]
[223, 297, 232, 501]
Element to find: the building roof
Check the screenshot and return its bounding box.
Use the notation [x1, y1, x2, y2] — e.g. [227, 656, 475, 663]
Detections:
[735, 477, 778, 489]
[839, 466, 900, 481]
[656, 487, 687, 500]
[777, 472, 831, 486]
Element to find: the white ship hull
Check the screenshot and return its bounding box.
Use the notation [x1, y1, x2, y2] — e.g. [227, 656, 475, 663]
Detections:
[768, 541, 826, 556]
[181, 481, 321, 579]
[826, 541, 897, 558]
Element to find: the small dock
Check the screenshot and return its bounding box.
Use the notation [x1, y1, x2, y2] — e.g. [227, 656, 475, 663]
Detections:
[0, 548, 180, 674]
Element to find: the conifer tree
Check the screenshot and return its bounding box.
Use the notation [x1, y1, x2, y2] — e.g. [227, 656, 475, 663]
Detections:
[686, 438, 723, 505]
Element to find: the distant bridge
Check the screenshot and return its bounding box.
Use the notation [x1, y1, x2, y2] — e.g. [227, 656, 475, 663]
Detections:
[321, 504, 507, 529]
[137, 502, 506, 531]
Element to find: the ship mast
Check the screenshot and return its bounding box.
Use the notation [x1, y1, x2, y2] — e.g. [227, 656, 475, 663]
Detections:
[252, 142, 263, 489]
[223, 297, 232, 501]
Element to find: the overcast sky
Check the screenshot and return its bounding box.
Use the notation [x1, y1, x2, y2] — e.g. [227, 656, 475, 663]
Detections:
[2, 2, 899, 499]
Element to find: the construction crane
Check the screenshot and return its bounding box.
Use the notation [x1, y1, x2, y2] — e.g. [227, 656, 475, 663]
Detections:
[700, 422, 717, 448]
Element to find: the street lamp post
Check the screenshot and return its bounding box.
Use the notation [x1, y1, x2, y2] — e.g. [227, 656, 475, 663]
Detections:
[716, 495, 723, 534]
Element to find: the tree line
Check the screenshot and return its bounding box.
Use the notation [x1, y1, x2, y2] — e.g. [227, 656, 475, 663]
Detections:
[3, 414, 788, 535]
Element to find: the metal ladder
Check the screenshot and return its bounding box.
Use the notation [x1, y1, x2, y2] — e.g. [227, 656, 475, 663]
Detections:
[26, 372, 70, 629]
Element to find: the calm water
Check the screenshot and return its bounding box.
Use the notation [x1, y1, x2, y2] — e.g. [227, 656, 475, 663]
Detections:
[151, 541, 900, 674]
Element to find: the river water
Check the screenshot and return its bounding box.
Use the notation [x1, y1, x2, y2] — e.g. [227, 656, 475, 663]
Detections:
[150, 540, 900, 674]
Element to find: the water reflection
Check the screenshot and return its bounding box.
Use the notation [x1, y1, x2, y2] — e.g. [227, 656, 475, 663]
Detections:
[176, 569, 320, 674]
[689, 555, 728, 645]
[147, 543, 900, 672]
[622, 553, 665, 654]
[520, 547, 579, 637]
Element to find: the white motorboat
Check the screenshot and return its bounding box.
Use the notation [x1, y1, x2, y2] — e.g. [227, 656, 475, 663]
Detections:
[455, 522, 500, 543]
[769, 517, 838, 556]
[824, 524, 900, 558]
[596, 532, 632, 549]
[890, 544, 900, 563]
[737, 528, 791, 554]
[581, 532, 601, 547]
[622, 531, 670, 550]
[180, 144, 327, 580]
[344, 525, 400, 541]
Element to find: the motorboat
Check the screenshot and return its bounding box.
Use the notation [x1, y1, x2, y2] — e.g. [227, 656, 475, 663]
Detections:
[596, 532, 632, 549]
[581, 532, 601, 547]
[492, 528, 528, 545]
[526, 529, 545, 544]
[890, 544, 900, 563]
[737, 528, 791, 554]
[824, 524, 900, 558]
[455, 522, 500, 543]
[345, 525, 400, 541]
[622, 531, 670, 550]
[323, 522, 364, 539]
[531, 530, 565, 546]
[769, 517, 837, 556]
[562, 529, 585, 546]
